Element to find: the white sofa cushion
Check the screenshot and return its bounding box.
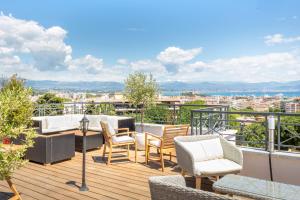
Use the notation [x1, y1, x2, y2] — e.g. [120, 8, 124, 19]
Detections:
[32, 117, 48, 129]
[46, 116, 68, 130]
[106, 116, 119, 129]
[87, 115, 102, 131]
[149, 140, 161, 147]
[183, 138, 224, 162]
[135, 123, 164, 137]
[112, 135, 135, 144]
[194, 158, 242, 176]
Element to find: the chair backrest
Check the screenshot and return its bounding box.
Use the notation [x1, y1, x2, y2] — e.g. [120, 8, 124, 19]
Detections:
[100, 121, 114, 144]
[162, 125, 189, 149]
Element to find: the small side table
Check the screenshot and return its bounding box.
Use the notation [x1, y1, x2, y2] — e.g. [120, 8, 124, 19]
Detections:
[0, 144, 24, 200]
[213, 174, 300, 200]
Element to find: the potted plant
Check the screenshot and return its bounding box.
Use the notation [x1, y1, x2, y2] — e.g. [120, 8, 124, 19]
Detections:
[0, 75, 36, 199]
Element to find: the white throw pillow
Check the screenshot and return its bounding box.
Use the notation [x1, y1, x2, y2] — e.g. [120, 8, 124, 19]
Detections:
[183, 138, 224, 162]
[108, 123, 116, 135]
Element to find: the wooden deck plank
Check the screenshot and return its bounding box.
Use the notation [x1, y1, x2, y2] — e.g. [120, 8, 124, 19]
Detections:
[0, 148, 177, 200]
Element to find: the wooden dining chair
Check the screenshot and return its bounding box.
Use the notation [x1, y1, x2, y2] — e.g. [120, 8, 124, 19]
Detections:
[100, 121, 137, 165]
[145, 124, 189, 172]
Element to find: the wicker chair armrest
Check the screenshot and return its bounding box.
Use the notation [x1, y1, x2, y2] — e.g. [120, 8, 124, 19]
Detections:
[114, 132, 129, 136]
[174, 138, 195, 175]
[145, 132, 162, 140]
[116, 127, 129, 132]
[220, 137, 243, 166]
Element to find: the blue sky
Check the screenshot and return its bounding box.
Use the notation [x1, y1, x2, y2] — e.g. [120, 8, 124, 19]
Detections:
[0, 0, 300, 82]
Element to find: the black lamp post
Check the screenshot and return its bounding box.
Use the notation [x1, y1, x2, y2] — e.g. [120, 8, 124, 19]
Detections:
[79, 113, 89, 191]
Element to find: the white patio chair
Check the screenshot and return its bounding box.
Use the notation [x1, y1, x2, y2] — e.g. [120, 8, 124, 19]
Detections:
[174, 135, 243, 189]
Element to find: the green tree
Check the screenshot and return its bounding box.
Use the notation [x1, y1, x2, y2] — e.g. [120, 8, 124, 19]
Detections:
[180, 100, 205, 124]
[144, 105, 171, 124]
[238, 123, 266, 148]
[279, 116, 300, 149]
[124, 72, 159, 131]
[0, 75, 36, 180]
[35, 93, 66, 116]
[85, 101, 115, 115]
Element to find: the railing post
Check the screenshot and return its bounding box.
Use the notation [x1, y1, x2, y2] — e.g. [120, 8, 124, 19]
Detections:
[208, 113, 212, 134]
[190, 110, 194, 135]
[277, 115, 281, 151]
[268, 115, 275, 152]
[267, 115, 275, 182]
[200, 113, 202, 135]
[172, 104, 176, 125]
[179, 105, 182, 124]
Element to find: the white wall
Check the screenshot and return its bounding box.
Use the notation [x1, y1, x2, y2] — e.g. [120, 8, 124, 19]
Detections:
[240, 148, 300, 186]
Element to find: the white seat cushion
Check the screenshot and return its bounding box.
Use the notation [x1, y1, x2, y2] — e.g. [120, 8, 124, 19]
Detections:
[194, 159, 242, 176]
[149, 139, 161, 147]
[183, 138, 224, 162]
[112, 136, 135, 144]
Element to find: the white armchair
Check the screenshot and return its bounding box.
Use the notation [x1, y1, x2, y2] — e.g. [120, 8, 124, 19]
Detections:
[174, 135, 243, 189]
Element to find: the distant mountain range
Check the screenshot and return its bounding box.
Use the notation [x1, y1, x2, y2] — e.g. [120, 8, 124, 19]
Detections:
[25, 80, 300, 93]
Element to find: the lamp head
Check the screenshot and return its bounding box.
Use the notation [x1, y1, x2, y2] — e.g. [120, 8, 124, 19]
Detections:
[80, 114, 89, 132]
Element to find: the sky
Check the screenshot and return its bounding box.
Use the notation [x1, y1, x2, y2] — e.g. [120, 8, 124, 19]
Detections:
[0, 0, 300, 83]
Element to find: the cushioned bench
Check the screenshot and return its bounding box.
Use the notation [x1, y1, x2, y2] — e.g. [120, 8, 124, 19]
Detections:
[28, 114, 135, 164]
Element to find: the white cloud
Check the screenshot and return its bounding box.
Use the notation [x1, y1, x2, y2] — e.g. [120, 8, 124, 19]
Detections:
[0, 14, 72, 71]
[157, 47, 202, 65]
[264, 34, 300, 45]
[68, 55, 104, 73]
[130, 59, 167, 77]
[175, 52, 300, 82]
[117, 58, 128, 65]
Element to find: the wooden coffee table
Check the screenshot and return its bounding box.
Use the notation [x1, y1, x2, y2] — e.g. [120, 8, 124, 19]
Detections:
[213, 174, 300, 200]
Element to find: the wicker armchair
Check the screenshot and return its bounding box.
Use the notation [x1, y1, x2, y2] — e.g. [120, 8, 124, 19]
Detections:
[149, 175, 233, 200]
[174, 135, 243, 189]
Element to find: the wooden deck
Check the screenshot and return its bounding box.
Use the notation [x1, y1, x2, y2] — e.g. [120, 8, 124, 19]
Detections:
[0, 148, 181, 200]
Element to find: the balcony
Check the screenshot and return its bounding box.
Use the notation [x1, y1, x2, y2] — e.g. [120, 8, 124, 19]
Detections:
[1, 102, 300, 199]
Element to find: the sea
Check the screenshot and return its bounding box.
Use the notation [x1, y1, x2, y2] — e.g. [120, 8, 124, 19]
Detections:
[162, 91, 300, 97]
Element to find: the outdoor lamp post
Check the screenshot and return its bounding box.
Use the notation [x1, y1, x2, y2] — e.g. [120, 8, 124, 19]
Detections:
[79, 113, 89, 191]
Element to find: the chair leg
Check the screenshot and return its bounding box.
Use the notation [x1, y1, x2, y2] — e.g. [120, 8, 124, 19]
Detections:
[145, 144, 148, 164]
[134, 142, 137, 163]
[127, 144, 130, 159]
[146, 145, 150, 165]
[169, 152, 172, 161]
[107, 146, 112, 165]
[181, 169, 186, 176]
[160, 148, 164, 172]
[102, 144, 106, 160]
[6, 178, 22, 200]
[195, 177, 202, 189]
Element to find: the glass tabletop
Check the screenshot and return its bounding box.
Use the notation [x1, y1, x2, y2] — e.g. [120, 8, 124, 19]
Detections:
[213, 174, 300, 200]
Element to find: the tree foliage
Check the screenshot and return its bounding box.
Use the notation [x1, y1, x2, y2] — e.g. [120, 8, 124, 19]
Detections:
[180, 100, 205, 124]
[85, 101, 115, 115]
[35, 93, 67, 116]
[144, 105, 171, 124]
[0, 75, 36, 180]
[124, 72, 159, 128]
